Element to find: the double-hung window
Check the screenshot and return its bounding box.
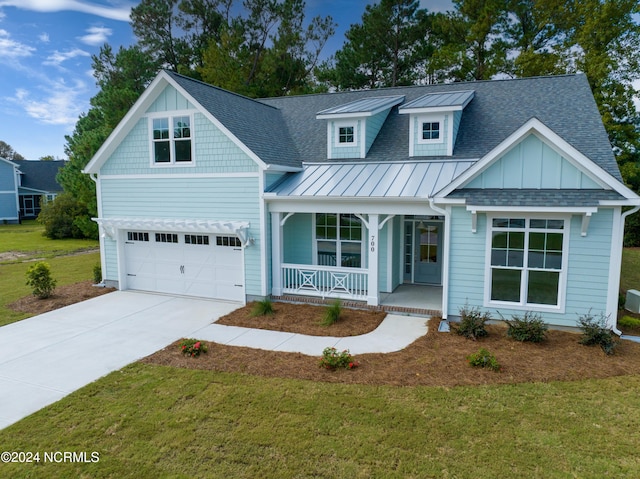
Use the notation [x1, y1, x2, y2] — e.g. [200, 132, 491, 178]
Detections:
[151, 114, 193, 165]
[488, 217, 566, 309]
[316, 214, 363, 268]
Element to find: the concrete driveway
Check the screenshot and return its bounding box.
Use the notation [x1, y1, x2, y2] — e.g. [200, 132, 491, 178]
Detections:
[0, 291, 240, 430]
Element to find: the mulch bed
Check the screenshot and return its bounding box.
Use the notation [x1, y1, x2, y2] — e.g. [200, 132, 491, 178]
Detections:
[142, 301, 640, 387]
[8, 281, 115, 315]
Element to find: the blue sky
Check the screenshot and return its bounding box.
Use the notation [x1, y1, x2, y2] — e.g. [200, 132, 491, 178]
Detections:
[0, 0, 447, 160]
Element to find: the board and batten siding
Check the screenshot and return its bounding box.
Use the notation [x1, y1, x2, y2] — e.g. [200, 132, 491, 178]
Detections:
[446, 206, 615, 327]
[99, 176, 262, 296]
[466, 134, 601, 189]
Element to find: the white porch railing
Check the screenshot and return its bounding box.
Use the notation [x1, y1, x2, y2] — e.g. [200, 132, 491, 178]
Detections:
[281, 263, 368, 301]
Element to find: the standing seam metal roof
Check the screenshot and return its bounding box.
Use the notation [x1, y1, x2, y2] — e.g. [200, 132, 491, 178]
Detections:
[267, 161, 476, 198]
[400, 90, 475, 110]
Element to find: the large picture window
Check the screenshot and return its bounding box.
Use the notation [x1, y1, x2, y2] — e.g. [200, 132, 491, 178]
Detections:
[316, 213, 363, 268]
[489, 217, 566, 308]
[152, 115, 192, 164]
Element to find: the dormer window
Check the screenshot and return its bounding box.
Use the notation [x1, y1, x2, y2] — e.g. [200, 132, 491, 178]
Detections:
[336, 123, 356, 146]
[338, 126, 355, 145]
[150, 113, 193, 165]
[421, 120, 441, 141]
[400, 90, 474, 157]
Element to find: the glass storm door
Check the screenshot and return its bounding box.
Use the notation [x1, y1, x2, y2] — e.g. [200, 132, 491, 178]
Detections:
[414, 222, 442, 284]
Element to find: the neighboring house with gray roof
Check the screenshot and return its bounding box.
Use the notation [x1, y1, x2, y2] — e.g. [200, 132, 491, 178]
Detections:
[0, 159, 64, 222]
[83, 70, 640, 331]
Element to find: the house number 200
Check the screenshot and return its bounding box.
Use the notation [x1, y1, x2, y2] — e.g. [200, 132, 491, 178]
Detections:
[370, 236, 376, 253]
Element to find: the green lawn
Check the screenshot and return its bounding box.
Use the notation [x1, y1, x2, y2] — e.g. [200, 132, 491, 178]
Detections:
[0, 221, 97, 262]
[621, 248, 640, 293]
[0, 364, 639, 478]
[0, 222, 99, 325]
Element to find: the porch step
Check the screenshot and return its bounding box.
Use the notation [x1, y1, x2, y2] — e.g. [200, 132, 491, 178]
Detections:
[271, 294, 440, 318]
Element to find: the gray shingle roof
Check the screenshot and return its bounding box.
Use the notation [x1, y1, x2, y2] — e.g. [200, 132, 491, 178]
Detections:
[258, 74, 621, 181]
[165, 71, 301, 169]
[448, 189, 625, 207]
[14, 160, 65, 193]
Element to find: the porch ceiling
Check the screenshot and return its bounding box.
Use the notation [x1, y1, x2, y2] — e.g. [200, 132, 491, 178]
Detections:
[266, 161, 475, 199]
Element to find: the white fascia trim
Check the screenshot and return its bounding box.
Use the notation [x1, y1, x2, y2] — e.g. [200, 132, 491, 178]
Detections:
[436, 118, 640, 200]
[399, 105, 464, 115]
[466, 205, 599, 214]
[316, 96, 404, 119]
[100, 172, 260, 180]
[84, 73, 172, 173]
[267, 198, 442, 216]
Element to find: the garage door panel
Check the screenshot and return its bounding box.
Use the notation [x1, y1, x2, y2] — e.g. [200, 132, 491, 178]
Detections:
[124, 230, 244, 302]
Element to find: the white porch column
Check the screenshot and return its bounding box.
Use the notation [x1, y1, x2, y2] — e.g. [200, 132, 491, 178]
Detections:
[367, 214, 379, 306]
[271, 212, 283, 296]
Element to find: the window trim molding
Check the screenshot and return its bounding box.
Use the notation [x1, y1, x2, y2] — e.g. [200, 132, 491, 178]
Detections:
[313, 213, 366, 269]
[333, 120, 358, 148]
[147, 111, 196, 167]
[483, 213, 570, 313]
[416, 114, 445, 145]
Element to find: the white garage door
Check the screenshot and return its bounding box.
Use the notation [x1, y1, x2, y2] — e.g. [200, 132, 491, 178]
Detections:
[124, 231, 244, 302]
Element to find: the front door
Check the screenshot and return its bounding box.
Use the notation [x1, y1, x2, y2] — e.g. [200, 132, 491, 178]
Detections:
[414, 221, 442, 284]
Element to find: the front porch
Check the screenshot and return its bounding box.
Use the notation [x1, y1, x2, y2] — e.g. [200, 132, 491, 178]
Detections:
[273, 283, 442, 317]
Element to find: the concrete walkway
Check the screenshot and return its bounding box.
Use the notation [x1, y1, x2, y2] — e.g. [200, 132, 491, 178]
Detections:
[0, 291, 430, 430]
[203, 314, 429, 355]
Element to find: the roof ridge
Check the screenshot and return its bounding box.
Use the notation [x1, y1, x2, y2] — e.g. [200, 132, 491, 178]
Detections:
[164, 69, 281, 111]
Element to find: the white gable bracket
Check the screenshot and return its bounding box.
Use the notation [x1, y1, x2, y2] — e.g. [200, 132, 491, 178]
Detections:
[581, 212, 592, 237]
[471, 210, 477, 234]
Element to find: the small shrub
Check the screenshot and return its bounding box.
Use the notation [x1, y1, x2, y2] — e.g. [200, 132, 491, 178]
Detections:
[321, 299, 343, 326]
[619, 315, 640, 330]
[504, 311, 548, 343]
[319, 347, 359, 370]
[467, 348, 501, 372]
[452, 304, 491, 340]
[25, 261, 57, 299]
[578, 311, 619, 355]
[250, 298, 274, 317]
[179, 339, 208, 357]
[93, 263, 102, 284]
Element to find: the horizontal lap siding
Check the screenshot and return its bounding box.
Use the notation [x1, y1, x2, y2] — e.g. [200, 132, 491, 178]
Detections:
[0, 193, 17, 219]
[565, 209, 612, 319]
[100, 176, 262, 296]
[447, 206, 615, 327]
[283, 213, 312, 264]
[103, 238, 118, 283]
[448, 207, 486, 314]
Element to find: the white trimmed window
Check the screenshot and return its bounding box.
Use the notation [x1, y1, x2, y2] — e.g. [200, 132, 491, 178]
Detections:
[151, 114, 193, 165]
[316, 213, 364, 268]
[487, 217, 567, 309]
[417, 115, 444, 144]
[334, 121, 357, 147]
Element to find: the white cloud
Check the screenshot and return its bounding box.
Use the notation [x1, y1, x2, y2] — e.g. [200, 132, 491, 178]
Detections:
[0, 29, 35, 58]
[0, 0, 132, 22]
[78, 25, 112, 46]
[39, 32, 50, 43]
[10, 78, 88, 126]
[43, 48, 90, 67]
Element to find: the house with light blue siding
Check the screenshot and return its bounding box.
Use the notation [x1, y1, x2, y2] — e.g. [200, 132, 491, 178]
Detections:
[84, 70, 640, 331]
